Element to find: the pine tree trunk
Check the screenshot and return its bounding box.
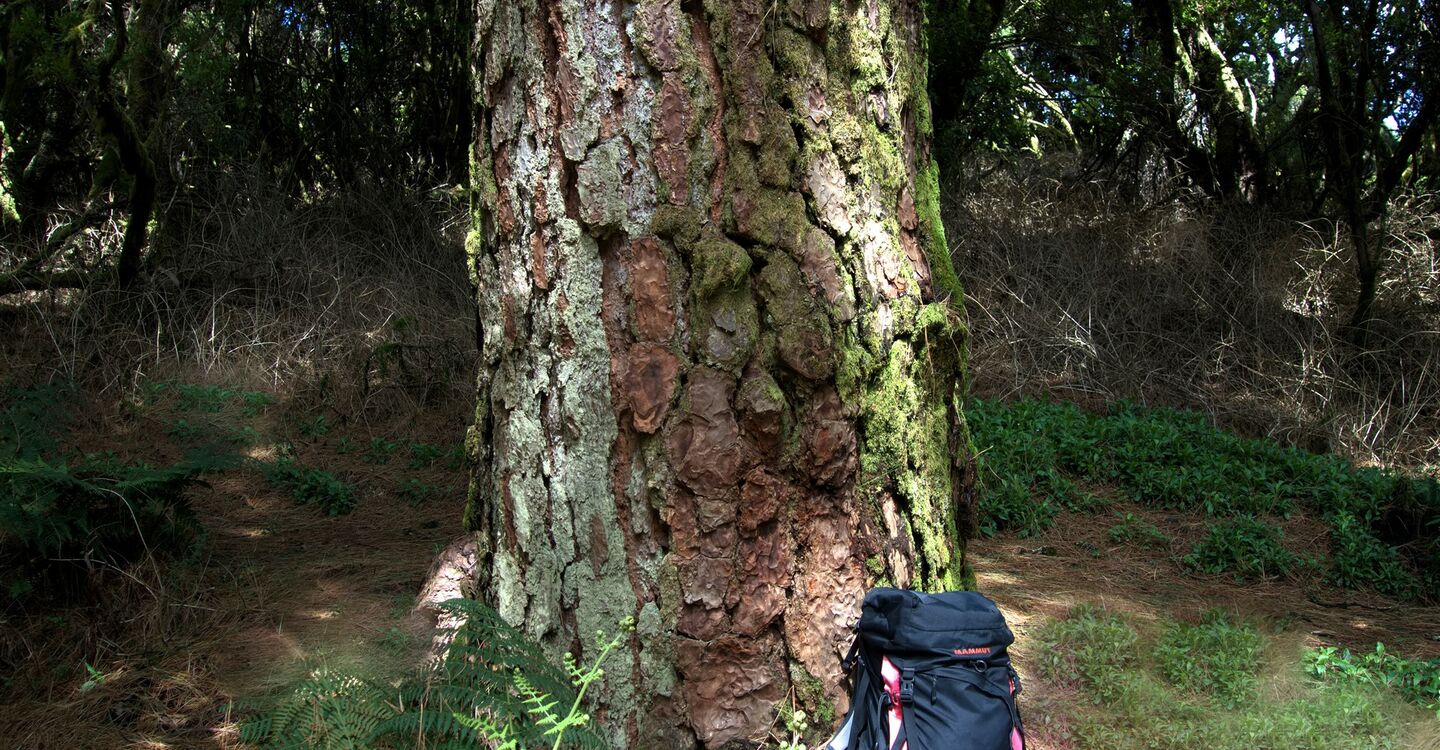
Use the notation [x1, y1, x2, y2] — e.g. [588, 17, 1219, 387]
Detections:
[459, 0, 974, 744]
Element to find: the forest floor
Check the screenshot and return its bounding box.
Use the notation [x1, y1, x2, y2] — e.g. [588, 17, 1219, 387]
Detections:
[3, 375, 1438, 748]
[971, 512, 1440, 749]
[0, 379, 472, 748]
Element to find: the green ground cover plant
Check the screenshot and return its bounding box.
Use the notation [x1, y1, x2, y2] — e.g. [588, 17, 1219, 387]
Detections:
[1306, 643, 1440, 717]
[1107, 512, 1170, 549]
[363, 437, 400, 465]
[1327, 510, 1423, 598]
[0, 453, 224, 600]
[1032, 603, 1139, 705]
[262, 458, 359, 516]
[296, 415, 331, 439]
[1152, 611, 1263, 706]
[144, 381, 275, 416]
[1, 384, 233, 602]
[395, 477, 434, 506]
[1034, 604, 1424, 749]
[971, 398, 1439, 598]
[241, 599, 627, 749]
[1182, 515, 1306, 580]
[407, 441, 444, 469]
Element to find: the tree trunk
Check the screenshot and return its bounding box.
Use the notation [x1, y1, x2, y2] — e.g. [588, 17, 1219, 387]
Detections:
[98, 0, 170, 288]
[459, 0, 974, 745]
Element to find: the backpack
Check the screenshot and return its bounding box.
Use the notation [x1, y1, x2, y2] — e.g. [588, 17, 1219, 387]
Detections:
[825, 588, 1025, 750]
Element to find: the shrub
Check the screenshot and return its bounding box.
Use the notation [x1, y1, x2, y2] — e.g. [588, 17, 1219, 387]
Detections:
[147, 381, 275, 416]
[1033, 603, 1140, 704]
[1153, 611, 1263, 706]
[407, 441, 444, 469]
[1183, 516, 1301, 580]
[1, 383, 230, 601]
[395, 478, 434, 506]
[978, 473, 1057, 537]
[0, 381, 72, 458]
[363, 437, 399, 465]
[296, 415, 330, 439]
[262, 459, 358, 516]
[1328, 511, 1419, 597]
[0, 453, 228, 600]
[1306, 642, 1440, 717]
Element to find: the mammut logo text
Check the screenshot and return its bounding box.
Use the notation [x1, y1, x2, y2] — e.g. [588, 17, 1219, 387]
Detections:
[954, 646, 990, 656]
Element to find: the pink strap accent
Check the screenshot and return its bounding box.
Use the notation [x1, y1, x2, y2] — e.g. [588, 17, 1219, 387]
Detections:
[881, 657, 907, 750]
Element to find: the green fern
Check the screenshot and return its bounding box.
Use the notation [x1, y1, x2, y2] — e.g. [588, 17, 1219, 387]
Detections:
[0, 381, 73, 459]
[239, 671, 392, 750]
[0, 382, 237, 600]
[0, 450, 233, 599]
[242, 598, 630, 749]
[456, 615, 633, 750]
[261, 458, 359, 515]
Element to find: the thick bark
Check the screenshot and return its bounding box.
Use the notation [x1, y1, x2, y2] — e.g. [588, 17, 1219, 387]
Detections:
[459, 0, 973, 745]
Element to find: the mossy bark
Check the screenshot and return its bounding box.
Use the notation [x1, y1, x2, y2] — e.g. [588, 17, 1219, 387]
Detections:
[461, 0, 973, 745]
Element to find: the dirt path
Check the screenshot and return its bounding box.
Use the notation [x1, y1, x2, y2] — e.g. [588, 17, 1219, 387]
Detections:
[6, 390, 1438, 749]
[974, 508, 1440, 657]
[195, 459, 462, 698]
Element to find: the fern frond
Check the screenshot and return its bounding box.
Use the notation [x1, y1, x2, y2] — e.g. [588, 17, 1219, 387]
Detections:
[243, 599, 626, 750]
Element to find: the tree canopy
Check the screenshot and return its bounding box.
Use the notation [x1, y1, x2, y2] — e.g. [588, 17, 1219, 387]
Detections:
[3, 0, 1436, 325]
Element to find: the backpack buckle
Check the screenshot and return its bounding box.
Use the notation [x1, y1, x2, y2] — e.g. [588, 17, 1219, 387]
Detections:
[898, 668, 915, 704]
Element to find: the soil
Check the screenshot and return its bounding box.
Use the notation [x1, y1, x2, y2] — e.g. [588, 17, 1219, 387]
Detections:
[2, 391, 1437, 749]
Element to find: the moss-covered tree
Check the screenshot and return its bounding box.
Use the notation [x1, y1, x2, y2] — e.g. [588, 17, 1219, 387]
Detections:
[458, 0, 974, 744]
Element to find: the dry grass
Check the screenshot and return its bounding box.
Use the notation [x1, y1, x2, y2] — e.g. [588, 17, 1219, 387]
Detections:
[1, 173, 475, 422]
[0, 555, 249, 749]
[948, 168, 1440, 468]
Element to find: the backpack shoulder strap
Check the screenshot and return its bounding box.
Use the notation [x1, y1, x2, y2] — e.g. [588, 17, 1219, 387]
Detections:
[827, 646, 887, 750]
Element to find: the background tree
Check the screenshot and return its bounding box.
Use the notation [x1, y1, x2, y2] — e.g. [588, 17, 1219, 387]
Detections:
[928, 0, 1438, 331]
[1303, 0, 1437, 336]
[460, 0, 973, 745]
[1, 0, 475, 294]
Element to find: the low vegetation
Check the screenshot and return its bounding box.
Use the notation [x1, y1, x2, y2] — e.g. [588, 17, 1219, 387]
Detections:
[1306, 643, 1440, 717]
[971, 397, 1439, 599]
[1181, 515, 1306, 581]
[0, 383, 236, 602]
[1106, 512, 1170, 550]
[0, 366, 474, 740]
[1034, 604, 1432, 748]
[261, 457, 359, 517]
[240, 599, 627, 750]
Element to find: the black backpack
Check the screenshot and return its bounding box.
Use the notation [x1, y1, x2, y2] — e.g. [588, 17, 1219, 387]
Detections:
[825, 588, 1025, 750]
